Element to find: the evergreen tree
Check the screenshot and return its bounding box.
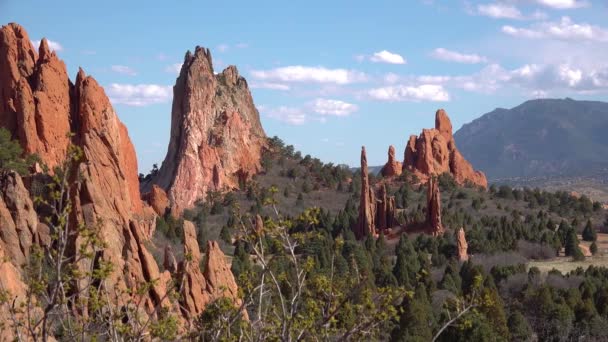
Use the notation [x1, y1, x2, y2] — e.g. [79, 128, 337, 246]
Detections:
[582, 219, 597, 242]
[393, 235, 420, 289]
[508, 311, 532, 341]
[390, 286, 434, 342]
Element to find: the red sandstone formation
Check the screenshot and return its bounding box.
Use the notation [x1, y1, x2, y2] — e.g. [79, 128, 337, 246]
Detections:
[146, 47, 267, 215]
[456, 227, 468, 261]
[143, 184, 170, 216]
[355, 147, 398, 239]
[355, 147, 376, 239]
[375, 183, 396, 232]
[403, 109, 487, 188]
[425, 177, 445, 236]
[381, 145, 403, 178]
[179, 221, 243, 321]
[0, 25, 71, 170]
[0, 23, 245, 332]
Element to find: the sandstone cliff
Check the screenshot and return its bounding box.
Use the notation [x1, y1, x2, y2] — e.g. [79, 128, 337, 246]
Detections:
[147, 47, 267, 215]
[0, 23, 244, 332]
[403, 109, 487, 188]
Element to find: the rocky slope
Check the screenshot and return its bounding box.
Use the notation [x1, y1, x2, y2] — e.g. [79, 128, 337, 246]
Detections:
[404, 109, 487, 188]
[0, 23, 243, 334]
[146, 47, 267, 215]
[454, 98, 608, 180]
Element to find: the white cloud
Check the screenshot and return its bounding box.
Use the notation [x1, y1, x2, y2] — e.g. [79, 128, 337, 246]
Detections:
[217, 44, 230, 52]
[111, 65, 137, 76]
[262, 106, 308, 125]
[251, 66, 367, 84]
[477, 3, 524, 19]
[533, 0, 588, 9]
[384, 73, 400, 84]
[165, 63, 183, 75]
[370, 50, 407, 64]
[431, 48, 488, 64]
[502, 17, 608, 42]
[368, 84, 450, 102]
[31, 39, 63, 52]
[250, 82, 290, 91]
[107, 84, 172, 106]
[417, 75, 453, 84]
[312, 98, 358, 116]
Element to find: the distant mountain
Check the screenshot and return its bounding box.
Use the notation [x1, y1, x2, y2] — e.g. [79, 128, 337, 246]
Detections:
[454, 98, 608, 180]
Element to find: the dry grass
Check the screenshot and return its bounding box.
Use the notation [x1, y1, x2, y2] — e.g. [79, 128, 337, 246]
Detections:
[527, 233, 608, 274]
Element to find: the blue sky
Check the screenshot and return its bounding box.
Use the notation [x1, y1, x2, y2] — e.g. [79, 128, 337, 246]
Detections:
[3, 0, 608, 172]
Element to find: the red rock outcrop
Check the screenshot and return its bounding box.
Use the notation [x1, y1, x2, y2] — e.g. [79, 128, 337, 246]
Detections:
[146, 47, 267, 215]
[0, 24, 71, 170]
[179, 221, 243, 320]
[0, 22, 163, 316]
[0, 172, 39, 267]
[425, 177, 445, 236]
[403, 109, 487, 188]
[143, 184, 170, 216]
[0, 23, 248, 335]
[355, 147, 376, 239]
[375, 183, 396, 232]
[380, 145, 402, 178]
[456, 227, 468, 261]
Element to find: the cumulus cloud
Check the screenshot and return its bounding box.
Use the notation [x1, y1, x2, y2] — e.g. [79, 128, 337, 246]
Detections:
[533, 0, 588, 9]
[250, 82, 290, 91]
[477, 3, 524, 19]
[368, 84, 450, 102]
[165, 63, 183, 75]
[111, 65, 137, 76]
[31, 39, 63, 51]
[251, 66, 367, 84]
[262, 106, 308, 125]
[431, 48, 488, 64]
[502, 17, 608, 42]
[107, 84, 172, 106]
[370, 50, 407, 64]
[312, 98, 358, 116]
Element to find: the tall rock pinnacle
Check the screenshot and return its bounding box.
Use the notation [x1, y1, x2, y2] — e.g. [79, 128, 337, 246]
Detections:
[148, 46, 267, 215]
[425, 177, 445, 236]
[403, 109, 487, 188]
[355, 146, 376, 239]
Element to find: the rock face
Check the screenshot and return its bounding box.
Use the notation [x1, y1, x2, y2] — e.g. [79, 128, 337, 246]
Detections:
[380, 145, 402, 178]
[456, 227, 468, 261]
[143, 184, 170, 216]
[0, 24, 71, 171]
[375, 183, 396, 232]
[179, 221, 243, 320]
[425, 177, 445, 236]
[355, 147, 376, 239]
[148, 47, 267, 215]
[403, 109, 487, 188]
[355, 147, 399, 239]
[0, 24, 247, 334]
[0, 172, 40, 267]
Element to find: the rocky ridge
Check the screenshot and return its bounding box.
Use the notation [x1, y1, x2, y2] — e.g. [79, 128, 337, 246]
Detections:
[0, 23, 243, 334]
[145, 47, 267, 215]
